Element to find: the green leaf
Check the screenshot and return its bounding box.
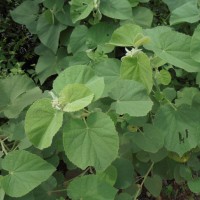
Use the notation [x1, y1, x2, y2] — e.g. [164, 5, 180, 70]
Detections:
[154, 105, 200, 156]
[55, 5, 73, 26]
[175, 87, 199, 106]
[132, 6, 153, 28]
[120, 52, 153, 93]
[113, 158, 134, 189]
[197, 73, 200, 87]
[36, 48, 67, 84]
[53, 65, 104, 101]
[188, 178, 200, 193]
[0, 75, 42, 118]
[93, 58, 121, 96]
[163, 0, 200, 25]
[86, 22, 116, 50]
[63, 112, 119, 170]
[1, 150, 55, 197]
[97, 165, 117, 186]
[67, 175, 117, 200]
[25, 98, 63, 149]
[115, 193, 132, 200]
[144, 175, 162, 197]
[144, 26, 200, 72]
[129, 124, 164, 153]
[109, 24, 143, 47]
[70, 0, 94, 23]
[190, 24, 200, 62]
[58, 83, 94, 112]
[68, 25, 88, 54]
[156, 69, 171, 85]
[109, 80, 153, 117]
[100, 0, 132, 20]
[36, 10, 66, 54]
[43, 0, 64, 11]
[10, 1, 39, 33]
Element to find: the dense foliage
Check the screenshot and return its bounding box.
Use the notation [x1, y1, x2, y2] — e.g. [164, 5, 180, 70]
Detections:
[1, 0, 200, 199]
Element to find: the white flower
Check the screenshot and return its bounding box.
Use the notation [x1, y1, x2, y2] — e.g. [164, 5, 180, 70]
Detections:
[125, 47, 142, 57]
[49, 91, 61, 110]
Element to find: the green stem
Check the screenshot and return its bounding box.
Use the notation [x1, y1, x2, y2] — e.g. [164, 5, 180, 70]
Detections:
[0, 140, 8, 155]
[133, 162, 154, 200]
[153, 72, 177, 111]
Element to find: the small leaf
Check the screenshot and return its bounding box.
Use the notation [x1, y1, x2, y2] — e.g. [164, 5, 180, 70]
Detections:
[68, 25, 88, 54]
[132, 6, 153, 28]
[25, 98, 63, 149]
[156, 69, 171, 85]
[0, 75, 42, 118]
[130, 124, 164, 153]
[97, 165, 117, 186]
[100, 0, 132, 20]
[163, 0, 200, 25]
[58, 83, 94, 112]
[93, 58, 121, 96]
[109, 24, 143, 47]
[67, 175, 117, 200]
[190, 24, 200, 62]
[120, 52, 153, 93]
[10, 1, 39, 33]
[144, 175, 162, 197]
[53, 65, 104, 101]
[109, 80, 153, 117]
[113, 158, 134, 189]
[70, 0, 94, 23]
[63, 112, 119, 170]
[1, 150, 55, 197]
[188, 178, 200, 193]
[36, 10, 66, 54]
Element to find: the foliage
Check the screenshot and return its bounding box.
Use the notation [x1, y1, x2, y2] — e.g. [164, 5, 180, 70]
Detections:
[0, 0, 200, 199]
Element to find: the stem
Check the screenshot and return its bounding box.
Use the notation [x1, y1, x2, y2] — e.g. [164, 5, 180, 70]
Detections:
[0, 140, 8, 155]
[133, 162, 154, 200]
[83, 117, 88, 128]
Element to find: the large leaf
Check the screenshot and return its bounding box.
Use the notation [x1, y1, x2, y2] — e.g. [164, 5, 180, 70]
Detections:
[67, 175, 117, 200]
[190, 24, 200, 62]
[63, 112, 119, 170]
[154, 105, 200, 156]
[10, 1, 39, 33]
[144, 26, 200, 72]
[36, 10, 66, 54]
[100, 0, 132, 20]
[0, 75, 42, 118]
[163, 0, 200, 25]
[25, 98, 63, 149]
[53, 65, 104, 101]
[109, 24, 143, 47]
[129, 124, 164, 153]
[58, 84, 94, 112]
[109, 80, 153, 117]
[1, 150, 55, 197]
[70, 0, 94, 23]
[120, 52, 153, 93]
